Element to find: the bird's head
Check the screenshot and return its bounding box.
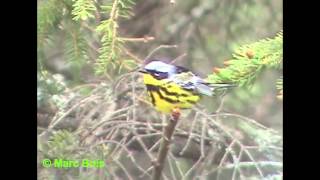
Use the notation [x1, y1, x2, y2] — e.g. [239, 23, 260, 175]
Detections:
[139, 60, 176, 79]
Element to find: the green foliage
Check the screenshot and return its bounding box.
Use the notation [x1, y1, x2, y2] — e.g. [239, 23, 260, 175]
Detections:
[78, 86, 94, 96]
[37, 0, 65, 71]
[38, 0, 91, 82]
[94, 0, 136, 75]
[38, 0, 64, 44]
[64, 22, 89, 80]
[38, 130, 111, 179]
[117, 0, 136, 18]
[42, 130, 80, 159]
[37, 72, 67, 109]
[38, 0, 139, 80]
[207, 31, 283, 87]
[95, 18, 122, 74]
[40, 129, 111, 160]
[72, 0, 97, 21]
[206, 31, 283, 102]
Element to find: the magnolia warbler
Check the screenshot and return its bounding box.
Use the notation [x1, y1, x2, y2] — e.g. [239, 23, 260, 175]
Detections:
[139, 60, 235, 114]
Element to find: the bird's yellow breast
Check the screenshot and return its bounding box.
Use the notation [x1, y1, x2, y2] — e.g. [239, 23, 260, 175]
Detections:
[143, 74, 200, 114]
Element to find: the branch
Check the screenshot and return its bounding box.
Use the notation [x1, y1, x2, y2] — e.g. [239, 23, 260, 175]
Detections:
[144, 45, 178, 62]
[152, 109, 180, 180]
[119, 36, 155, 42]
[207, 31, 283, 86]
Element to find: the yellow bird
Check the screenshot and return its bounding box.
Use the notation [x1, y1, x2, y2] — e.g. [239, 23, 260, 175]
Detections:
[139, 60, 234, 114]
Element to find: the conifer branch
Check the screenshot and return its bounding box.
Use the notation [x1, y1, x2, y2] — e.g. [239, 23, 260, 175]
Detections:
[95, 0, 137, 75]
[72, 0, 97, 21]
[207, 31, 283, 99]
[38, 0, 64, 45]
[64, 26, 88, 68]
[207, 31, 283, 87]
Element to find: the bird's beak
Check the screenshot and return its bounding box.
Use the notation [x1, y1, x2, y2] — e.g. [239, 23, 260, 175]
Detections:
[138, 69, 147, 73]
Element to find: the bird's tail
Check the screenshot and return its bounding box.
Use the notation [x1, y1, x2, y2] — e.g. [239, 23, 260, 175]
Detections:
[208, 83, 237, 88]
[208, 83, 237, 93]
[196, 83, 236, 96]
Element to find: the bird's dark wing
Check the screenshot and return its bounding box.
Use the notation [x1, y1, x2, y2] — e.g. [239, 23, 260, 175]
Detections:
[174, 65, 190, 74]
[169, 71, 213, 96]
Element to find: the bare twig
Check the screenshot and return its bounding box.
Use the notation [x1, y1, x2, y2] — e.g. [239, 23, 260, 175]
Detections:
[167, 155, 178, 180]
[91, 140, 150, 177]
[212, 112, 278, 133]
[169, 153, 184, 177]
[200, 117, 207, 158]
[179, 112, 199, 155]
[144, 45, 178, 62]
[215, 140, 236, 179]
[170, 53, 187, 64]
[113, 159, 134, 180]
[223, 161, 282, 169]
[231, 148, 244, 180]
[148, 138, 163, 152]
[124, 47, 144, 63]
[183, 157, 204, 179]
[39, 95, 100, 138]
[119, 36, 155, 42]
[242, 148, 265, 178]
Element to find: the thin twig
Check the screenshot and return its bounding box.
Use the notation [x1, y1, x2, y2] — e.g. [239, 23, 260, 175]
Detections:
[182, 116, 208, 179]
[79, 106, 133, 141]
[242, 148, 265, 178]
[223, 161, 282, 169]
[182, 155, 204, 179]
[124, 47, 143, 63]
[119, 36, 155, 42]
[232, 148, 244, 180]
[148, 138, 162, 152]
[39, 95, 100, 138]
[211, 112, 279, 133]
[200, 117, 207, 158]
[179, 112, 199, 155]
[113, 159, 134, 180]
[169, 153, 184, 177]
[216, 140, 236, 179]
[109, 137, 127, 159]
[170, 53, 187, 64]
[130, 128, 157, 161]
[131, 74, 137, 123]
[91, 140, 150, 176]
[144, 45, 178, 62]
[167, 155, 178, 180]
